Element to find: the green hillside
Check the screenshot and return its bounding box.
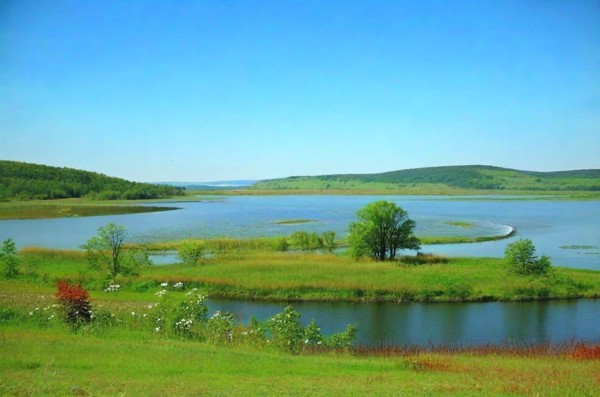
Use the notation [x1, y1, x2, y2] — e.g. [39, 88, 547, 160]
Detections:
[251, 165, 600, 192]
[0, 160, 185, 201]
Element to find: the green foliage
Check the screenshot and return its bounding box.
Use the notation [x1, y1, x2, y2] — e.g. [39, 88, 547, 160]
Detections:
[271, 237, 289, 252]
[290, 231, 323, 251]
[152, 291, 209, 339]
[504, 239, 552, 277]
[0, 160, 184, 201]
[266, 305, 306, 354]
[1, 238, 19, 278]
[84, 223, 128, 280]
[321, 231, 336, 253]
[178, 239, 206, 265]
[349, 201, 420, 261]
[206, 311, 234, 344]
[326, 324, 358, 349]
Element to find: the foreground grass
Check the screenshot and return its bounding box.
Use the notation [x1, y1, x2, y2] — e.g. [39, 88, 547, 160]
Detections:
[13, 248, 600, 303]
[1, 323, 599, 396]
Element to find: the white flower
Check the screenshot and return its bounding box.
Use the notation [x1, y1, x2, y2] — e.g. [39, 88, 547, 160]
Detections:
[29, 311, 33, 316]
[131, 312, 135, 316]
[155, 327, 160, 332]
[160, 282, 168, 287]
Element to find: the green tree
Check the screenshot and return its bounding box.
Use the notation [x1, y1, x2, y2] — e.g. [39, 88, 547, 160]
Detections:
[348, 201, 420, 261]
[84, 223, 128, 280]
[1, 238, 19, 278]
[178, 239, 206, 265]
[504, 239, 551, 276]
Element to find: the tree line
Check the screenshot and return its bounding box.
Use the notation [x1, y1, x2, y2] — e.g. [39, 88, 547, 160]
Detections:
[0, 160, 184, 200]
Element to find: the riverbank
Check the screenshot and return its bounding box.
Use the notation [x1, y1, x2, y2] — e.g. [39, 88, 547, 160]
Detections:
[12, 247, 600, 303]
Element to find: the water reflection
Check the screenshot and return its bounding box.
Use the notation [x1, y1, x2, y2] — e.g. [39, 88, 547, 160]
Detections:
[207, 298, 600, 346]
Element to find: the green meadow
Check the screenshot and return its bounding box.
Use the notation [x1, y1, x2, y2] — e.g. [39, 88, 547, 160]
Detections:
[2, 239, 600, 396]
[2, 323, 599, 396]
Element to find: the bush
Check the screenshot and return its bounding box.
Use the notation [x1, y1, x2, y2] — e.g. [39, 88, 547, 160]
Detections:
[504, 239, 552, 277]
[266, 305, 305, 354]
[271, 237, 289, 252]
[321, 231, 336, 253]
[178, 239, 206, 265]
[1, 238, 19, 278]
[55, 281, 92, 327]
[290, 231, 323, 252]
[206, 311, 234, 344]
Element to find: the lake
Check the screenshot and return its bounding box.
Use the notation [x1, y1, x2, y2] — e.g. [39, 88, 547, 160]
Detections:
[2, 195, 599, 346]
[2, 195, 598, 269]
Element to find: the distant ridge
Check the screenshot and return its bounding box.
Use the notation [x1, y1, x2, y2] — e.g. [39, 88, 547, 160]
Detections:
[0, 160, 185, 200]
[251, 165, 600, 192]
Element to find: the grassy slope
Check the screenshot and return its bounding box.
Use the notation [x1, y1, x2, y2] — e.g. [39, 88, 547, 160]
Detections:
[249, 165, 600, 194]
[2, 325, 599, 396]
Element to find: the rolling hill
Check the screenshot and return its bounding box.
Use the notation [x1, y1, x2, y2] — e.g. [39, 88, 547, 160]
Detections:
[251, 165, 600, 192]
[0, 160, 185, 201]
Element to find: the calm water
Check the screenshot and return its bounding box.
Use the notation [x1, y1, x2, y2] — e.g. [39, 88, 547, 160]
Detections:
[207, 298, 600, 346]
[1, 195, 598, 269]
[2, 195, 599, 346]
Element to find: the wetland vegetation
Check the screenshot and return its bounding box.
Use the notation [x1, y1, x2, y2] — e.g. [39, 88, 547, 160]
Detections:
[1, 162, 599, 396]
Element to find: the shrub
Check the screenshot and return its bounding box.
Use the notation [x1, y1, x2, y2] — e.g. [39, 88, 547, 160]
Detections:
[321, 231, 336, 253]
[271, 237, 289, 252]
[206, 311, 234, 344]
[152, 290, 208, 339]
[178, 239, 206, 265]
[290, 231, 323, 252]
[55, 281, 92, 327]
[326, 324, 358, 349]
[504, 239, 552, 277]
[1, 238, 19, 278]
[266, 305, 305, 353]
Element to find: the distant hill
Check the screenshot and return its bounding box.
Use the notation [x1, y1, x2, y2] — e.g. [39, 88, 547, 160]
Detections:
[251, 165, 600, 192]
[0, 160, 185, 200]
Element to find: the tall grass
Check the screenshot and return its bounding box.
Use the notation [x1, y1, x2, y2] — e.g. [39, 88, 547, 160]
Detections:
[1, 322, 599, 396]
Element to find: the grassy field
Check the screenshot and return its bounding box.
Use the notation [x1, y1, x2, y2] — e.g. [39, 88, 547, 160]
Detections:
[2, 323, 599, 396]
[10, 246, 600, 303]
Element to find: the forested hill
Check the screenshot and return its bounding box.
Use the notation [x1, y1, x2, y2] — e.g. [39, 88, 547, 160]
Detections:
[0, 160, 185, 200]
[252, 165, 600, 192]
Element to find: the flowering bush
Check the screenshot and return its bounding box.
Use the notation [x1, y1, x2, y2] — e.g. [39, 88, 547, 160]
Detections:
[266, 306, 306, 354]
[55, 281, 92, 327]
[152, 291, 208, 339]
[206, 311, 234, 344]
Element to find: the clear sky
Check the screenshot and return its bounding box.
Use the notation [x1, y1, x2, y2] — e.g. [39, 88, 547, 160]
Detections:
[1, 0, 599, 182]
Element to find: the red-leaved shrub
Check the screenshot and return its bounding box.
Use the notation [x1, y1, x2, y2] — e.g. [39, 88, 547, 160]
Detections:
[55, 281, 92, 326]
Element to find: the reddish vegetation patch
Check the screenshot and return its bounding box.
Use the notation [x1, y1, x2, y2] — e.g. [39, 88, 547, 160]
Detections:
[572, 343, 600, 360]
[55, 280, 92, 325]
[353, 342, 600, 358]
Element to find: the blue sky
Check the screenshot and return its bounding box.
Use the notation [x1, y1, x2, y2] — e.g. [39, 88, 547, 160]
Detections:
[1, 0, 599, 181]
